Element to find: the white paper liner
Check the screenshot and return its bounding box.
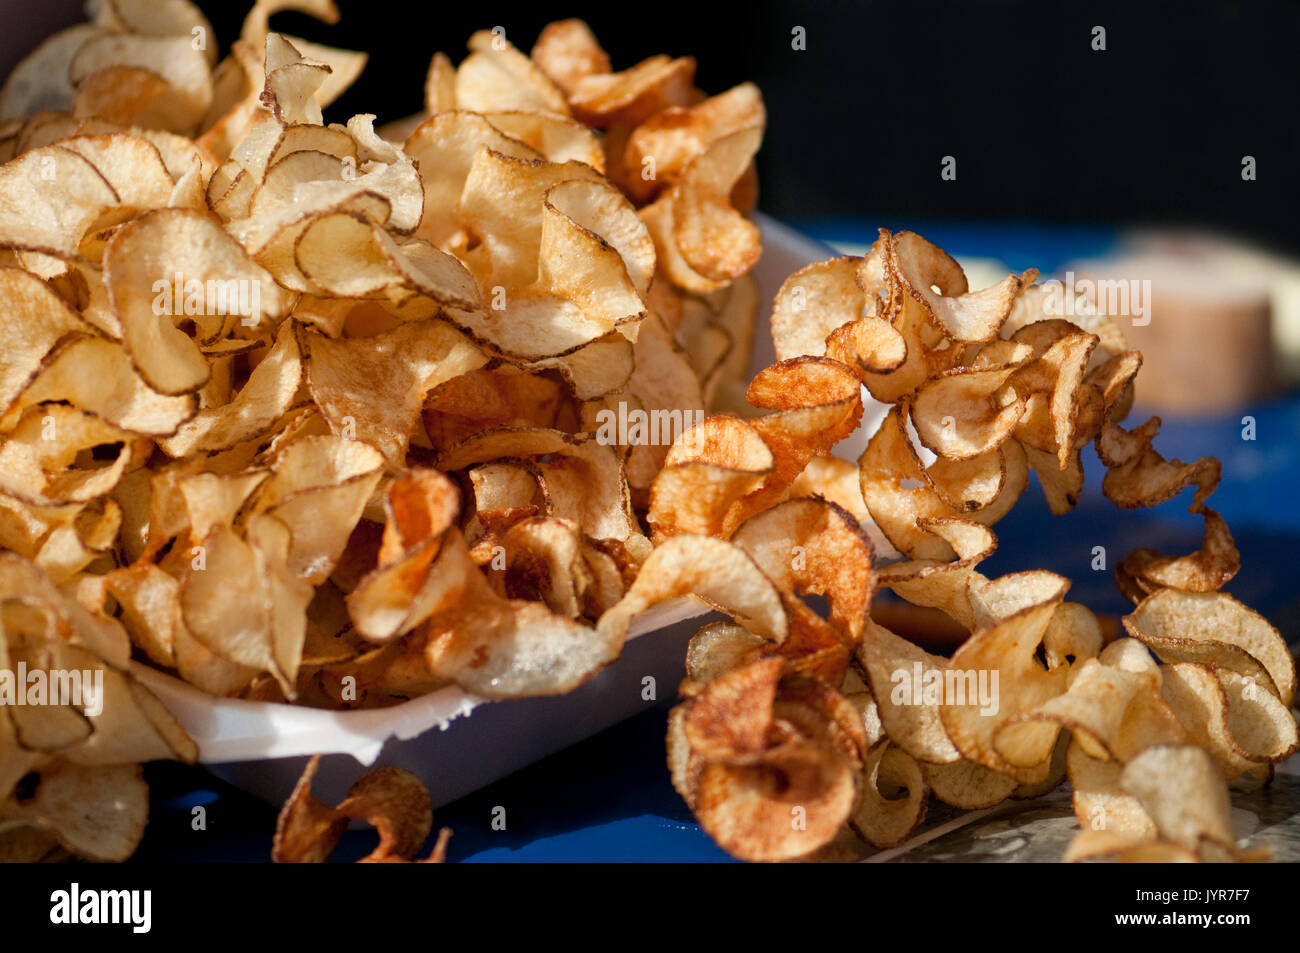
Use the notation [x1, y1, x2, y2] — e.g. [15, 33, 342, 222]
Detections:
[133, 597, 710, 765]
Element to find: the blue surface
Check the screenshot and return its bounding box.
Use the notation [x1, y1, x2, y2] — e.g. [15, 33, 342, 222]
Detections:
[793, 219, 1121, 276]
[132, 224, 1300, 862]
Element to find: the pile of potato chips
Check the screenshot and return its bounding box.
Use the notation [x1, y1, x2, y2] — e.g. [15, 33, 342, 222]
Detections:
[0, 2, 768, 858]
[0, 1, 1292, 866]
[657, 230, 1298, 862]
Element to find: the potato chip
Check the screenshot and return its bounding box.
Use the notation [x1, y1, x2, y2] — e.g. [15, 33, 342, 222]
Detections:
[1097, 416, 1221, 510]
[731, 497, 875, 644]
[1066, 741, 1157, 840]
[598, 533, 787, 651]
[455, 30, 570, 117]
[482, 111, 603, 169]
[0, 763, 148, 862]
[302, 319, 487, 466]
[893, 231, 1030, 344]
[420, 531, 620, 697]
[7, 335, 197, 437]
[622, 82, 764, 204]
[855, 621, 961, 764]
[271, 753, 346, 862]
[530, 19, 610, 98]
[693, 741, 857, 862]
[770, 250, 898, 366]
[70, 34, 213, 134]
[0, 25, 102, 120]
[1123, 589, 1295, 706]
[996, 657, 1185, 765]
[253, 435, 385, 583]
[424, 51, 456, 114]
[337, 765, 433, 862]
[104, 207, 290, 395]
[1160, 663, 1299, 778]
[851, 741, 929, 848]
[1119, 745, 1234, 851]
[858, 405, 1026, 560]
[922, 756, 1018, 810]
[347, 469, 462, 641]
[1120, 504, 1239, 596]
[405, 110, 542, 248]
[0, 146, 121, 259]
[569, 54, 697, 128]
[643, 126, 762, 291]
[684, 621, 770, 684]
[937, 572, 1070, 783]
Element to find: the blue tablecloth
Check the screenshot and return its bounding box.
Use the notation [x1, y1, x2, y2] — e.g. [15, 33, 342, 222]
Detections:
[134, 223, 1300, 862]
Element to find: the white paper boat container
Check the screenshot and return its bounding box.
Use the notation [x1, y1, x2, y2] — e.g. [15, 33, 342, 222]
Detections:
[134, 599, 716, 807]
[134, 215, 873, 810]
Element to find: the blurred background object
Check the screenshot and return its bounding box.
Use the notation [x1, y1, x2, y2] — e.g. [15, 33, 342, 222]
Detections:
[1071, 236, 1279, 415]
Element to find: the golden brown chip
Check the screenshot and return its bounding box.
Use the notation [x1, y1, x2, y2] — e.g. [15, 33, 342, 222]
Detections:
[272, 754, 347, 862]
[337, 765, 433, 862]
[1123, 589, 1295, 706]
[693, 741, 858, 863]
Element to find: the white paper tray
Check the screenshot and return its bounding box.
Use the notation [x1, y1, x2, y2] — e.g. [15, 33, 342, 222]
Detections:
[133, 215, 866, 810]
[135, 599, 716, 807]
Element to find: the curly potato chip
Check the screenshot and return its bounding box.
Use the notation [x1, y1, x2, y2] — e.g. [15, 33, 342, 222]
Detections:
[732, 497, 875, 644]
[684, 621, 770, 684]
[0, 763, 148, 863]
[599, 533, 788, 650]
[347, 469, 463, 641]
[1119, 745, 1235, 851]
[1098, 415, 1221, 510]
[1123, 589, 1295, 707]
[0, 146, 121, 258]
[1160, 663, 1299, 778]
[771, 250, 897, 365]
[922, 757, 1018, 810]
[644, 126, 762, 291]
[893, 230, 1030, 344]
[912, 363, 1025, 461]
[694, 741, 857, 862]
[851, 741, 929, 848]
[858, 405, 1026, 561]
[622, 82, 764, 204]
[421, 531, 620, 697]
[7, 335, 197, 436]
[336, 765, 433, 862]
[1120, 504, 1239, 596]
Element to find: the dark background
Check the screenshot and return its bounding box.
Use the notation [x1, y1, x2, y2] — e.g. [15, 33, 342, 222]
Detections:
[7, 1, 1298, 249]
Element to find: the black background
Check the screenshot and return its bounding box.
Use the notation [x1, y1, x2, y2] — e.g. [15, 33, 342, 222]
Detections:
[5, 1, 1298, 247]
